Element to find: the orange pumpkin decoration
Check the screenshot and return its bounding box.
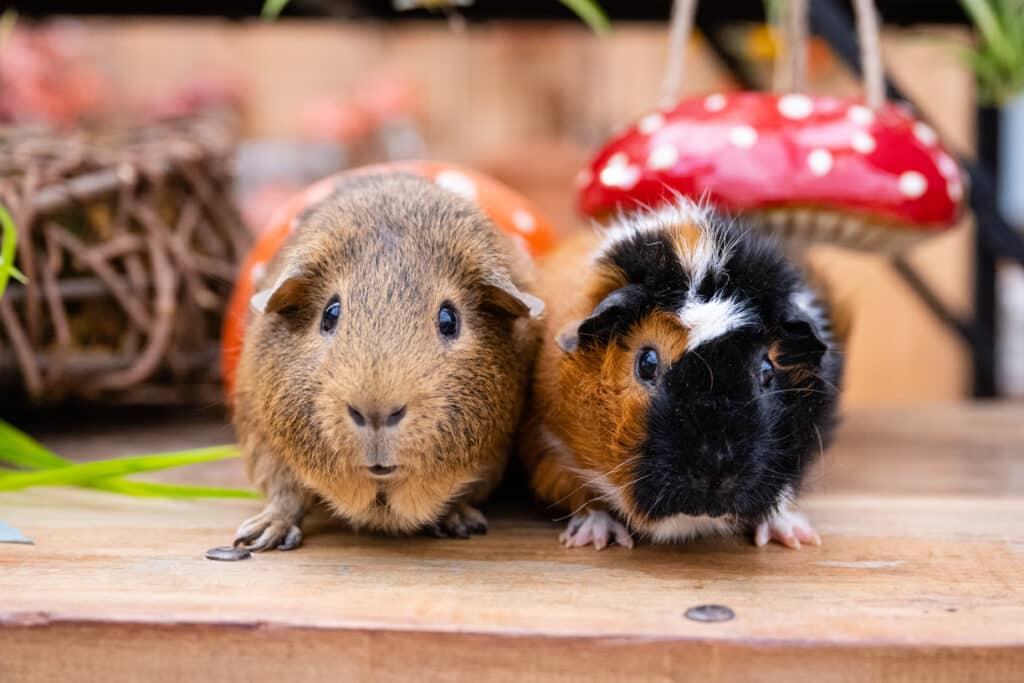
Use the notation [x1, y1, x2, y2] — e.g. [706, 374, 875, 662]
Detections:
[221, 161, 558, 400]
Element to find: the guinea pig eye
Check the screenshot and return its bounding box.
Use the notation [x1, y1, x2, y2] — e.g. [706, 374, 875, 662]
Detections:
[320, 296, 341, 334]
[759, 355, 775, 388]
[635, 347, 659, 384]
[437, 301, 460, 341]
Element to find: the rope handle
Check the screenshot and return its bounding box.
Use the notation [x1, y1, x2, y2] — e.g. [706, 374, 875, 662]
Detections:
[660, 0, 886, 110]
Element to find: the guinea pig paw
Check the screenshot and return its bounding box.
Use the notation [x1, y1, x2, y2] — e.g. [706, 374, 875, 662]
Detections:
[559, 510, 634, 551]
[754, 507, 820, 550]
[426, 503, 488, 540]
[234, 510, 303, 552]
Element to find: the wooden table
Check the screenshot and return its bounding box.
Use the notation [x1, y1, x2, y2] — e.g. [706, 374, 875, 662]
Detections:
[1, 403, 1022, 682]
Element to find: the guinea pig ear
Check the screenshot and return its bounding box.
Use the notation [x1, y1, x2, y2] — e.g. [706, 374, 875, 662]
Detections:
[557, 284, 648, 353]
[481, 273, 545, 319]
[250, 266, 312, 316]
[776, 317, 828, 366]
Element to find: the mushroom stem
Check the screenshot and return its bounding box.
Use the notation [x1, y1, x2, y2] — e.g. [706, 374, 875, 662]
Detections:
[660, 0, 698, 107]
[853, 0, 885, 109]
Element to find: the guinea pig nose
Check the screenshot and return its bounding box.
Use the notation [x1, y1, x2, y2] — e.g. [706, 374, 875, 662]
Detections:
[348, 404, 407, 429]
[367, 465, 397, 477]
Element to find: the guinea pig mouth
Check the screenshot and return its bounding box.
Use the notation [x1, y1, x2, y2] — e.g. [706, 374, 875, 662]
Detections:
[366, 464, 401, 479]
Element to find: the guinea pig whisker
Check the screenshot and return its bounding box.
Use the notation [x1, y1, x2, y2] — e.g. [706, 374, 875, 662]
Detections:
[689, 349, 715, 392]
[745, 387, 830, 406]
[559, 470, 654, 522]
[813, 424, 825, 474]
[554, 456, 642, 508]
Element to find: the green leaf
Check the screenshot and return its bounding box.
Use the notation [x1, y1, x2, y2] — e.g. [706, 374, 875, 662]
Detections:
[261, 0, 290, 20]
[958, 0, 1024, 104]
[0, 420, 258, 498]
[559, 0, 610, 34]
[961, 0, 1013, 64]
[0, 421, 68, 469]
[85, 478, 260, 499]
[0, 446, 242, 492]
[0, 9, 16, 49]
[0, 203, 20, 299]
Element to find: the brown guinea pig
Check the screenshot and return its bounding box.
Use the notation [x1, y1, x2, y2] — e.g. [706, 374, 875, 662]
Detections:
[232, 172, 543, 551]
[520, 199, 842, 550]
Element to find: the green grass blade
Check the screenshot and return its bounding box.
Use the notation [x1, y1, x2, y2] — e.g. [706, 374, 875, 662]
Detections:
[0, 203, 20, 300]
[559, 0, 610, 34]
[0, 421, 70, 469]
[87, 478, 259, 499]
[0, 447, 241, 492]
[0, 420, 257, 498]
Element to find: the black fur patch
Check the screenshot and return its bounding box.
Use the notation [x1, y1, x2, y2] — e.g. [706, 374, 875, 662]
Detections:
[599, 213, 842, 526]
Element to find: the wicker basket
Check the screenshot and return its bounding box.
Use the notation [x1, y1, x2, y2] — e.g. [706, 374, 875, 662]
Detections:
[0, 111, 250, 405]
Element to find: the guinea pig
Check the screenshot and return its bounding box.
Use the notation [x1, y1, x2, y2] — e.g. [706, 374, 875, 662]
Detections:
[232, 172, 543, 551]
[520, 198, 842, 550]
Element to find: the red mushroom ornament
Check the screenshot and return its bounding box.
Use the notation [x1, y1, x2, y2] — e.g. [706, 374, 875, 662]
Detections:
[578, 0, 965, 252]
[221, 161, 557, 401]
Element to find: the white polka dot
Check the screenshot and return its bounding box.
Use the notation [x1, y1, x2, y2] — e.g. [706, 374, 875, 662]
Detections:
[947, 178, 963, 201]
[704, 94, 727, 112]
[778, 94, 814, 119]
[599, 153, 641, 189]
[728, 126, 758, 148]
[847, 105, 876, 126]
[576, 167, 593, 187]
[914, 122, 937, 146]
[851, 131, 876, 154]
[637, 112, 664, 135]
[435, 170, 477, 200]
[807, 149, 834, 176]
[647, 144, 679, 171]
[251, 261, 267, 283]
[937, 153, 959, 178]
[899, 171, 928, 198]
[512, 210, 536, 233]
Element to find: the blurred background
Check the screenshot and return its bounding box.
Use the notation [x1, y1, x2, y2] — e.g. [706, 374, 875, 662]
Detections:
[1, 0, 1022, 412]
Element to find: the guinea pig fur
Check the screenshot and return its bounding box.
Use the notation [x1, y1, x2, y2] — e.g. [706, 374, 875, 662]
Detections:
[232, 172, 543, 550]
[520, 199, 842, 550]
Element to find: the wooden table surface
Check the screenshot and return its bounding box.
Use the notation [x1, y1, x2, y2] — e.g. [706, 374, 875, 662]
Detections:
[1, 403, 1022, 682]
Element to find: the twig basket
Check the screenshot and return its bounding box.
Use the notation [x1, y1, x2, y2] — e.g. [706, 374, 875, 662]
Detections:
[0, 111, 250, 405]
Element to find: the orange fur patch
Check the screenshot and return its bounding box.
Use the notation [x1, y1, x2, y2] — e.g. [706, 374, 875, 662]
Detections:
[553, 311, 689, 518]
[668, 219, 704, 260]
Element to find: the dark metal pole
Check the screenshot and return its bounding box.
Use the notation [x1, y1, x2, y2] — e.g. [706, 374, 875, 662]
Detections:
[973, 106, 1000, 396]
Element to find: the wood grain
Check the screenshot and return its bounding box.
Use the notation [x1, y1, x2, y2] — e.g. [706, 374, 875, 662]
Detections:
[2, 404, 1023, 681]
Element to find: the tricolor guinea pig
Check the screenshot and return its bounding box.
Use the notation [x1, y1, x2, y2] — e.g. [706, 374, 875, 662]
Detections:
[520, 199, 842, 550]
[232, 172, 543, 551]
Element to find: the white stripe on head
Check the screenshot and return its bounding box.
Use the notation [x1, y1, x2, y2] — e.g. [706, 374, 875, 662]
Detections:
[594, 196, 752, 349]
[679, 295, 755, 350]
[593, 196, 718, 264]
